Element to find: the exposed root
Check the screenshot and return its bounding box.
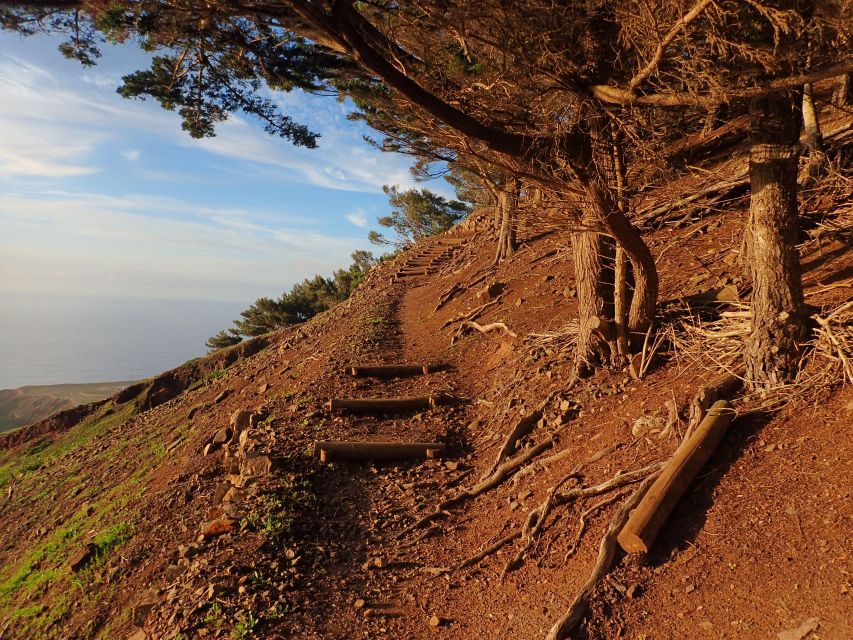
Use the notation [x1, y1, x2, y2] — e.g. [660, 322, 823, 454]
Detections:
[440, 299, 500, 330]
[434, 283, 465, 312]
[560, 488, 634, 565]
[544, 472, 661, 640]
[399, 438, 555, 537]
[512, 441, 621, 487]
[483, 390, 559, 479]
[501, 459, 662, 579]
[434, 270, 492, 312]
[452, 320, 518, 345]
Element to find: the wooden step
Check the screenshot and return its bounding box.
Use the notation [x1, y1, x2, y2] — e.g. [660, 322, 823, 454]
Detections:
[325, 396, 438, 413]
[313, 440, 446, 462]
[347, 364, 439, 377]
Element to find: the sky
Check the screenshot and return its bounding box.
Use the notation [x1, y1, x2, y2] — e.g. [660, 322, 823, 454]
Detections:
[0, 30, 450, 303]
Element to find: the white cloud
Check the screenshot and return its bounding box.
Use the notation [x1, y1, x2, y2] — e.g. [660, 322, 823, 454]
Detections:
[122, 149, 141, 162]
[345, 209, 369, 228]
[0, 189, 372, 301]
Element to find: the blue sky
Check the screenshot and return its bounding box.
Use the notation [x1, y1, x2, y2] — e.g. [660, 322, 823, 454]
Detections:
[0, 31, 448, 303]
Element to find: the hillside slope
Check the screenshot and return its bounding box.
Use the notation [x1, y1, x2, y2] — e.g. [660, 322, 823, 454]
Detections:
[0, 382, 138, 433]
[0, 115, 850, 640]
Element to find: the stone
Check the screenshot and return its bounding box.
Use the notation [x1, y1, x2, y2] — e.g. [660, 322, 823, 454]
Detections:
[476, 281, 505, 302]
[213, 389, 230, 404]
[211, 427, 233, 446]
[68, 544, 97, 572]
[208, 582, 229, 599]
[163, 564, 184, 582]
[258, 383, 269, 394]
[200, 518, 236, 539]
[223, 486, 245, 504]
[230, 409, 252, 431]
[186, 405, 200, 420]
[429, 615, 443, 628]
[354, 599, 366, 609]
[240, 454, 281, 480]
[212, 482, 232, 506]
[126, 630, 147, 640]
[132, 600, 157, 627]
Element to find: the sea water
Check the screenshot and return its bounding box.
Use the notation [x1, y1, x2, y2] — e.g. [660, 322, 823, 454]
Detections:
[0, 294, 244, 390]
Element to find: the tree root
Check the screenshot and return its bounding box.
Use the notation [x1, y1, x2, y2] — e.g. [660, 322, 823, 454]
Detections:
[512, 438, 617, 487]
[544, 471, 661, 640]
[441, 299, 500, 329]
[452, 320, 517, 345]
[434, 283, 465, 312]
[560, 488, 634, 565]
[434, 271, 492, 312]
[398, 438, 554, 537]
[685, 371, 742, 440]
[500, 456, 660, 579]
[482, 390, 558, 480]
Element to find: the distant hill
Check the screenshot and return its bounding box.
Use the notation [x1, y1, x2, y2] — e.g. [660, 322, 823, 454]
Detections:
[0, 381, 136, 432]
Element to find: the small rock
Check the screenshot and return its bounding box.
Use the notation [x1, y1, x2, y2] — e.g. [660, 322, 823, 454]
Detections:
[429, 615, 444, 628]
[208, 582, 229, 599]
[685, 583, 696, 594]
[239, 453, 281, 481]
[211, 427, 233, 446]
[186, 405, 200, 420]
[258, 383, 269, 394]
[132, 600, 157, 627]
[626, 584, 640, 599]
[230, 409, 252, 431]
[699, 620, 714, 631]
[200, 518, 235, 539]
[354, 599, 366, 609]
[444, 461, 459, 471]
[777, 618, 820, 640]
[517, 489, 532, 501]
[68, 544, 96, 572]
[212, 482, 232, 506]
[213, 389, 230, 404]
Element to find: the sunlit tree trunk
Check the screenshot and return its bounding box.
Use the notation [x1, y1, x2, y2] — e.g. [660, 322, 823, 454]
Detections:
[802, 83, 825, 181]
[744, 91, 808, 388]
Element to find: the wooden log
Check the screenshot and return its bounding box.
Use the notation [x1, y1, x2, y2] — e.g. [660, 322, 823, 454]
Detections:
[348, 364, 439, 377]
[325, 396, 437, 413]
[617, 400, 736, 554]
[313, 441, 446, 462]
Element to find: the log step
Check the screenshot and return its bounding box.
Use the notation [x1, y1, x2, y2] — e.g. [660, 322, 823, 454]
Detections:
[617, 400, 736, 554]
[313, 441, 446, 462]
[347, 364, 441, 377]
[326, 396, 438, 413]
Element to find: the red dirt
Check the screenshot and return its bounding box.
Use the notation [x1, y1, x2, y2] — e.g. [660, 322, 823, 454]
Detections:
[0, 110, 850, 640]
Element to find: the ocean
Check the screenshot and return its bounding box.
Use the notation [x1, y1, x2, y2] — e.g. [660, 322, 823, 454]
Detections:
[0, 294, 245, 390]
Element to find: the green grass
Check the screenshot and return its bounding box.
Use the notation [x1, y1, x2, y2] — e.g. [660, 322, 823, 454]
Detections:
[187, 367, 228, 392]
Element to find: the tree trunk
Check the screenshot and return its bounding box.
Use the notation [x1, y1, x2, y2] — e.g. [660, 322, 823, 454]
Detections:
[584, 181, 657, 340]
[802, 83, 825, 181]
[744, 91, 808, 388]
[572, 212, 614, 375]
[611, 132, 631, 365]
[494, 178, 519, 264]
[832, 73, 851, 107]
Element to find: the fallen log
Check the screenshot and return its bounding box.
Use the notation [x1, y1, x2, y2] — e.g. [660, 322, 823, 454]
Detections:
[347, 364, 439, 377]
[325, 396, 437, 413]
[617, 400, 736, 554]
[313, 441, 445, 462]
[685, 371, 742, 439]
